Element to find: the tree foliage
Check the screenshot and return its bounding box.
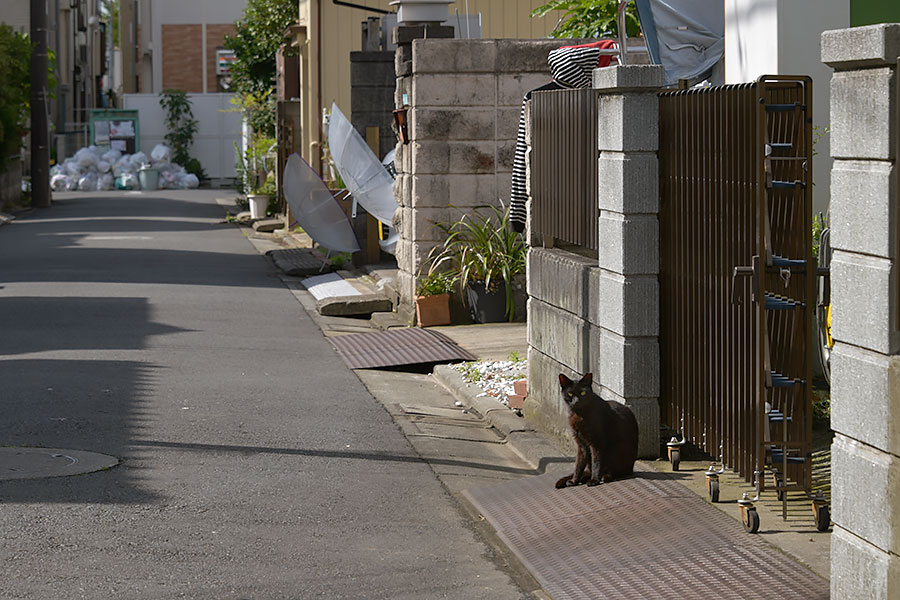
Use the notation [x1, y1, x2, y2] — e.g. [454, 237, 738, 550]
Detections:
[0, 24, 31, 170]
[224, 0, 298, 98]
[531, 0, 640, 39]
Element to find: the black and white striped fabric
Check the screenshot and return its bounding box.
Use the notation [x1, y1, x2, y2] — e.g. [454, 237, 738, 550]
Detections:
[509, 40, 619, 233]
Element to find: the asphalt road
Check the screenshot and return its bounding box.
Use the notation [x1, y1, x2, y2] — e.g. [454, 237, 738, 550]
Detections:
[0, 190, 526, 599]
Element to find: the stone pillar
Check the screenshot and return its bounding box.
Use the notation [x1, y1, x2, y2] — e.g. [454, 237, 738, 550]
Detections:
[593, 65, 665, 459]
[821, 23, 900, 600]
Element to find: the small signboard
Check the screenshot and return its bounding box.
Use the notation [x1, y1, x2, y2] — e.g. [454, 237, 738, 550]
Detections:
[89, 109, 140, 154]
[216, 49, 236, 75]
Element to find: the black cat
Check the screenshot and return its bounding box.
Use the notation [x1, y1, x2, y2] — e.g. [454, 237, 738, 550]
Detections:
[555, 373, 639, 488]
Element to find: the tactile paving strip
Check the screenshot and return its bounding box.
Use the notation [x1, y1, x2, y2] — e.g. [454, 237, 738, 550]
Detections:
[463, 467, 828, 600]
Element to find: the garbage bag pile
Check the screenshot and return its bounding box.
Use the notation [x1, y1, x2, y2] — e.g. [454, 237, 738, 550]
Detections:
[49, 144, 200, 192]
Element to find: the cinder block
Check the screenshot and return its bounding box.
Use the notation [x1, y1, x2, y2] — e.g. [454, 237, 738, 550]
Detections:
[350, 52, 395, 85]
[598, 152, 659, 214]
[831, 433, 900, 555]
[598, 329, 659, 399]
[408, 206, 447, 242]
[412, 74, 497, 107]
[528, 297, 590, 373]
[588, 323, 603, 380]
[445, 174, 498, 208]
[598, 212, 659, 275]
[397, 268, 416, 305]
[412, 39, 497, 73]
[397, 206, 412, 240]
[822, 23, 900, 71]
[395, 76, 411, 107]
[495, 39, 571, 73]
[831, 526, 900, 600]
[526, 247, 595, 319]
[593, 64, 665, 92]
[830, 160, 896, 258]
[496, 107, 522, 141]
[831, 250, 894, 355]
[350, 86, 395, 113]
[411, 141, 450, 174]
[596, 392, 659, 459]
[597, 270, 659, 337]
[447, 141, 496, 174]
[831, 343, 900, 455]
[598, 93, 659, 152]
[830, 68, 896, 161]
[498, 72, 555, 106]
[410, 107, 496, 141]
[496, 139, 516, 171]
[410, 175, 449, 208]
[525, 345, 579, 453]
[394, 24, 454, 46]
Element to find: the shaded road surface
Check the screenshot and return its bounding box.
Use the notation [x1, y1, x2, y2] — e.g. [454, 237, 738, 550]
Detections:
[0, 191, 525, 599]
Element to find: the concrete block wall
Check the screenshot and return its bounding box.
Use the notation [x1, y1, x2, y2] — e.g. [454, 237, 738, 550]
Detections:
[525, 65, 664, 459]
[350, 51, 397, 161]
[393, 37, 579, 308]
[821, 23, 900, 600]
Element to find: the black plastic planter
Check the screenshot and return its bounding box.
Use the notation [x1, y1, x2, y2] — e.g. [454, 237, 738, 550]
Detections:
[465, 281, 507, 323]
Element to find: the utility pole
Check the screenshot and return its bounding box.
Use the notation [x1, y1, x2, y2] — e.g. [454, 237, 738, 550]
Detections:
[30, 0, 51, 208]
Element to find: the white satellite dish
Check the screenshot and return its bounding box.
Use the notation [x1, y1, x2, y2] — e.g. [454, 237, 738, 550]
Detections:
[282, 153, 360, 253]
[327, 102, 399, 226]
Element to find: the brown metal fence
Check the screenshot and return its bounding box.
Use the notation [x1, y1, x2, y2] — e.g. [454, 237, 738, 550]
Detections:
[531, 88, 598, 251]
[659, 76, 814, 500]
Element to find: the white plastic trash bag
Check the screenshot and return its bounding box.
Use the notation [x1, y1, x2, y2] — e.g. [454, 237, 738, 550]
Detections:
[151, 144, 171, 163]
[115, 172, 139, 190]
[97, 173, 114, 191]
[181, 173, 200, 189]
[102, 149, 121, 163]
[97, 160, 111, 173]
[78, 173, 98, 191]
[50, 174, 70, 191]
[129, 151, 148, 168]
[74, 147, 98, 169]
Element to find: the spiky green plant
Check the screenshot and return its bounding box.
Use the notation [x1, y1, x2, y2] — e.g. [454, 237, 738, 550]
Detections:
[428, 203, 527, 321]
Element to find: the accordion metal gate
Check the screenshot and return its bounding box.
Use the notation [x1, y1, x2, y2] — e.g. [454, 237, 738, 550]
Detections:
[658, 76, 826, 532]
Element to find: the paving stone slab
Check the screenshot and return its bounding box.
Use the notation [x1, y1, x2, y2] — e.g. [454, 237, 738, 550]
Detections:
[266, 247, 331, 276]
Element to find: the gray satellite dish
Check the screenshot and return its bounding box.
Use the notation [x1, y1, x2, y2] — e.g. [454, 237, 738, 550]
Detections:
[282, 153, 360, 253]
[327, 102, 399, 226]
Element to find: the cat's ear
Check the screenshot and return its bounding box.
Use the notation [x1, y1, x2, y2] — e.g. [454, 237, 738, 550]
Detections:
[558, 373, 572, 388]
[580, 372, 593, 386]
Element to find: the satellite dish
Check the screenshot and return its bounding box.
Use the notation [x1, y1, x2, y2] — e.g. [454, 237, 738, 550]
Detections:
[327, 102, 399, 226]
[282, 153, 360, 253]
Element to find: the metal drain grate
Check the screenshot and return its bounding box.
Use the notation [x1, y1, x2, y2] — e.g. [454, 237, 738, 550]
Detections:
[463, 467, 828, 600]
[328, 328, 477, 369]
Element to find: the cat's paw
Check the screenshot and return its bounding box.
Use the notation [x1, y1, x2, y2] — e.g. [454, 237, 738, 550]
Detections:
[587, 478, 603, 486]
[555, 476, 572, 489]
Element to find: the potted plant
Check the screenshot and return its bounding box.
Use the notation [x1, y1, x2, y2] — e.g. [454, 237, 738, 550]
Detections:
[240, 135, 276, 219]
[415, 270, 456, 327]
[429, 203, 527, 323]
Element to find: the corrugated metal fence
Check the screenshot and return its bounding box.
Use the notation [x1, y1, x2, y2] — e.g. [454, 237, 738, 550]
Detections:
[531, 88, 598, 251]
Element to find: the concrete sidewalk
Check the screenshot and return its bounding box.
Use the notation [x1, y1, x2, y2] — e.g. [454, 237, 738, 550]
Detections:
[248, 221, 831, 598]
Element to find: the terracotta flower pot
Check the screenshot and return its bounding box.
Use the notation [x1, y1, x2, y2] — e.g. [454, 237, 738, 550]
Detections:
[415, 293, 450, 327]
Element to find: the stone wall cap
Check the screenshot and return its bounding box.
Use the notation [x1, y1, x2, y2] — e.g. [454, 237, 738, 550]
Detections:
[822, 23, 900, 70]
[593, 64, 665, 92]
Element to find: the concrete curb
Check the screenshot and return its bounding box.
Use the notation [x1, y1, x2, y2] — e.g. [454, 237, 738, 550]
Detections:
[432, 364, 571, 472]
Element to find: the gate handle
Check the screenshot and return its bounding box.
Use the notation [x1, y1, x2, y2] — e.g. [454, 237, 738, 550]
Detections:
[732, 259, 758, 305]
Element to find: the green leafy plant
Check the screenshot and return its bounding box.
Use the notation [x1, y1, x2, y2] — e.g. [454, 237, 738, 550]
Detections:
[508, 351, 523, 363]
[812, 212, 827, 261]
[531, 0, 640, 39]
[236, 135, 276, 195]
[159, 89, 205, 180]
[416, 270, 457, 297]
[224, 0, 298, 137]
[0, 25, 32, 172]
[428, 203, 527, 321]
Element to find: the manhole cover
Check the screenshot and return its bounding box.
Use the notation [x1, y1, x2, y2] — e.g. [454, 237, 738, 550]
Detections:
[0, 447, 119, 480]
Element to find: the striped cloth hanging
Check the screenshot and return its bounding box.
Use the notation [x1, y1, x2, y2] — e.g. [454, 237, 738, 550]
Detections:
[509, 39, 619, 233]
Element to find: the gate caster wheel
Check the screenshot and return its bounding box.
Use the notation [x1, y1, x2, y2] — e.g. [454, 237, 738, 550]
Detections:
[813, 501, 830, 532]
[706, 477, 719, 503]
[669, 448, 680, 471]
[742, 507, 760, 533]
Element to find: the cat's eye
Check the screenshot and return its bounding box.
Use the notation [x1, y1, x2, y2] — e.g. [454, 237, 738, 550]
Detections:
[580, 391, 586, 396]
